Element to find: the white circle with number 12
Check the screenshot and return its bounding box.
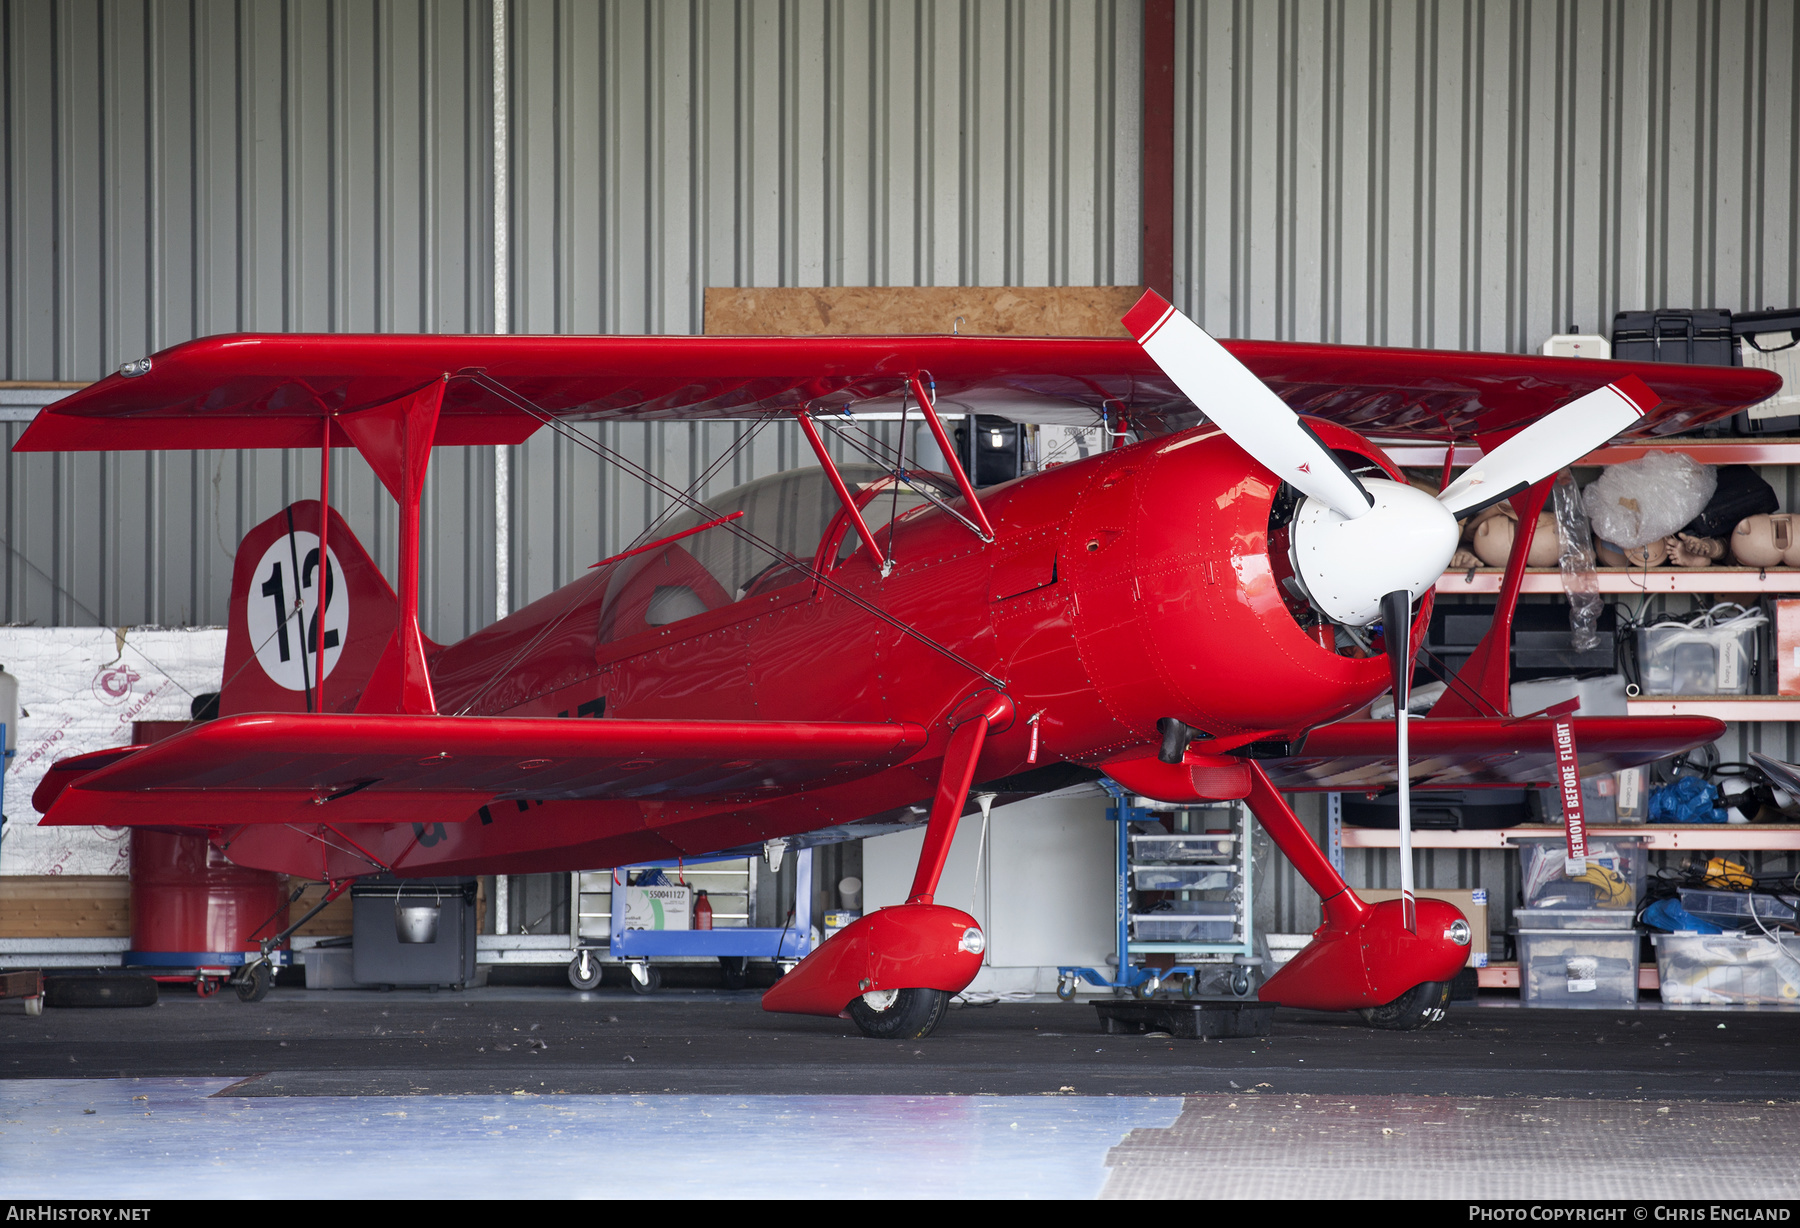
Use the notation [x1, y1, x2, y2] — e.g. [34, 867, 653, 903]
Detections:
[245, 531, 348, 690]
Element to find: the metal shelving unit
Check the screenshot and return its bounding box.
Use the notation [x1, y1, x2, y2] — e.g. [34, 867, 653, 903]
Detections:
[1058, 781, 1259, 1000]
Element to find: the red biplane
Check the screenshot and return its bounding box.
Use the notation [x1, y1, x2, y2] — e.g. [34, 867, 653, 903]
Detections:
[18, 291, 1775, 1037]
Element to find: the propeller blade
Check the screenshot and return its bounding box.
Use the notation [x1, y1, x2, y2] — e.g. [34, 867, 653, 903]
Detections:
[1124, 290, 1376, 520]
[1436, 376, 1660, 518]
[1380, 588, 1417, 934]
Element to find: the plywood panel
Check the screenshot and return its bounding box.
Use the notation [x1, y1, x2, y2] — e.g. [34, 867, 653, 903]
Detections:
[289, 881, 354, 938]
[703, 286, 1145, 338]
[0, 876, 130, 938]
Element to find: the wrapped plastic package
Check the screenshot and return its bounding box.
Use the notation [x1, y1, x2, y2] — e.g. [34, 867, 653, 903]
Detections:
[1648, 775, 1729, 824]
[1552, 470, 1602, 650]
[1582, 452, 1718, 549]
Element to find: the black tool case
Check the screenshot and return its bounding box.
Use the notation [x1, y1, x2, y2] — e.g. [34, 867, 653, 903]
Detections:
[1730, 307, 1800, 434]
[1612, 308, 1736, 365]
[1612, 309, 1738, 436]
[1340, 787, 1533, 831]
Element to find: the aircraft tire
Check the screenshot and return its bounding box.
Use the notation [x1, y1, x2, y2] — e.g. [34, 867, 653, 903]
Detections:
[43, 975, 159, 1010]
[1356, 979, 1453, 1030]
[846, 988, 949, 1040]
[233, 963, 272, 1003]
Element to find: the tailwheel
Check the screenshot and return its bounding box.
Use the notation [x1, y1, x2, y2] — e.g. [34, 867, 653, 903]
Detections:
[846, 988, 949, 1040]
[233, 962, 272, 1003]
[1357, 980, 1453, 1030]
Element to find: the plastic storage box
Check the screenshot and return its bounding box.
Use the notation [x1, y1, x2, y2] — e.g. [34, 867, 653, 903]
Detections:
[1130, 865, 1236, 891]
[1519, 928, 1641, 1009]
[1132, 901, 1239, 943]
[1515, 908, 1635, 931]
[1130, 833, 1235, 863]
[1676, 888, 1799, 931]
[1653, 933, 1800, 1005]
[1516, 836, 1646, 913]
[1637, 621, 1760, 695]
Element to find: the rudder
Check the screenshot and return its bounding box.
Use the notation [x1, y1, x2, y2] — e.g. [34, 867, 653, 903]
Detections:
[220, 501, 400, 715]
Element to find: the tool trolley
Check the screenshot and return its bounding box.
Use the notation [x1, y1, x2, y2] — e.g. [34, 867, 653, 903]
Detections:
[563, 848, 816, 993]
[1058, 781, 1261, 999]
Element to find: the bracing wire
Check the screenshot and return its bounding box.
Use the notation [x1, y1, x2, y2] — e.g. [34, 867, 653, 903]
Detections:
[467, 374, 1006, 690]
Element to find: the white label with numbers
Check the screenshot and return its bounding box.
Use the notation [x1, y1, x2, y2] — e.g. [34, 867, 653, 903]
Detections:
[246, 532, 347, 690]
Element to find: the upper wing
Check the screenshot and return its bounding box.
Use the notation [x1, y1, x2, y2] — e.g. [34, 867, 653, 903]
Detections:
[13, 331, 1779, 452]
[1258, 714, 1726, 790]
[34, 712, 927, 828]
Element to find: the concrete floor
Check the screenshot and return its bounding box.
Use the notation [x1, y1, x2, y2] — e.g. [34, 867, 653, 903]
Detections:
[3, 986, 1799, 1199]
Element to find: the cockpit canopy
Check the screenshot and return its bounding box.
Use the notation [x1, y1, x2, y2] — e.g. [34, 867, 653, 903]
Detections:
[598, 463, 891, 642]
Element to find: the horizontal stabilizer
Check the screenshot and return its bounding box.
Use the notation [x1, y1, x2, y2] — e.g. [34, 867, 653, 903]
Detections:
[35, 712, 927, 828]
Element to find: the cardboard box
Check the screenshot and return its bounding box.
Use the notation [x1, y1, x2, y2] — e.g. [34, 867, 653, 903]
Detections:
[1357, 888, 1489, 968]
[624, 885, 692, 931]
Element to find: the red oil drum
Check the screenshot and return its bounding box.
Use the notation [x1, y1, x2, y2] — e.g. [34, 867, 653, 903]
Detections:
[128, 829, 286, 959]
[126, 722, 286, 966]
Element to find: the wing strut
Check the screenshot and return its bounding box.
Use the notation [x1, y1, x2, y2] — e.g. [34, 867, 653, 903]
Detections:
[909, 372, 996, 542]
[315, 416, 332, 714]
[792, 408, 893, 575]
[1427, 469, 1554, 718]
[336, 377, 445, 715]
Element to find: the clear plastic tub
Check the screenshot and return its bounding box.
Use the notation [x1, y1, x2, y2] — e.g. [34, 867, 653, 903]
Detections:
[1132, 901, 1239, 943]
[1130, 865, 1237, 891]
[1653, 933, 1800, 1005]
[1129, 833, 1235, 863]
[1637, 620, 1760, 695]
[1519, 929, 1641, 1009]
[1515, 908, 1636, 931]
[1515, 836, 1646, 912]
[1676, 888, 1799, 931]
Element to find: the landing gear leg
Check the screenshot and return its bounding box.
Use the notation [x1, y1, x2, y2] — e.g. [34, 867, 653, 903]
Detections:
[763, 692, 1010, 1037]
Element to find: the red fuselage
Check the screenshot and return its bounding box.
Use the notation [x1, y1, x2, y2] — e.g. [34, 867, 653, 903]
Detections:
[219, 418, 1403, 878]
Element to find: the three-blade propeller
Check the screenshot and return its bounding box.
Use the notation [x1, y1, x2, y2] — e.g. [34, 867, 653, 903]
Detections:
[1124, 290, 1658, 931]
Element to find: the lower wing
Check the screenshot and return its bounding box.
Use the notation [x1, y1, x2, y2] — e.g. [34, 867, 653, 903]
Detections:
[1258, 714, 1725, 790]
[34, 712, 928, 828]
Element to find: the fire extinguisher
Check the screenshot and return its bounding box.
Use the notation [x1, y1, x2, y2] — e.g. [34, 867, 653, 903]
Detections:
[694, 889, 713, 931]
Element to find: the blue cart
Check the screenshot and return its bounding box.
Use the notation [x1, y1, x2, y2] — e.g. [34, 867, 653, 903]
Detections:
[565, 847, 816, 993]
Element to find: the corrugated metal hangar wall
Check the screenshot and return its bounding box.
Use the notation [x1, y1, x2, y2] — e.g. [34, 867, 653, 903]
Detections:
[3, 1, 1799, 932]
[8, 0, 1799, 636]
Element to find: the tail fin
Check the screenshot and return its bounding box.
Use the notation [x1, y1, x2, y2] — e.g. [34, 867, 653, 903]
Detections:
[220, 501, 399, 716]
